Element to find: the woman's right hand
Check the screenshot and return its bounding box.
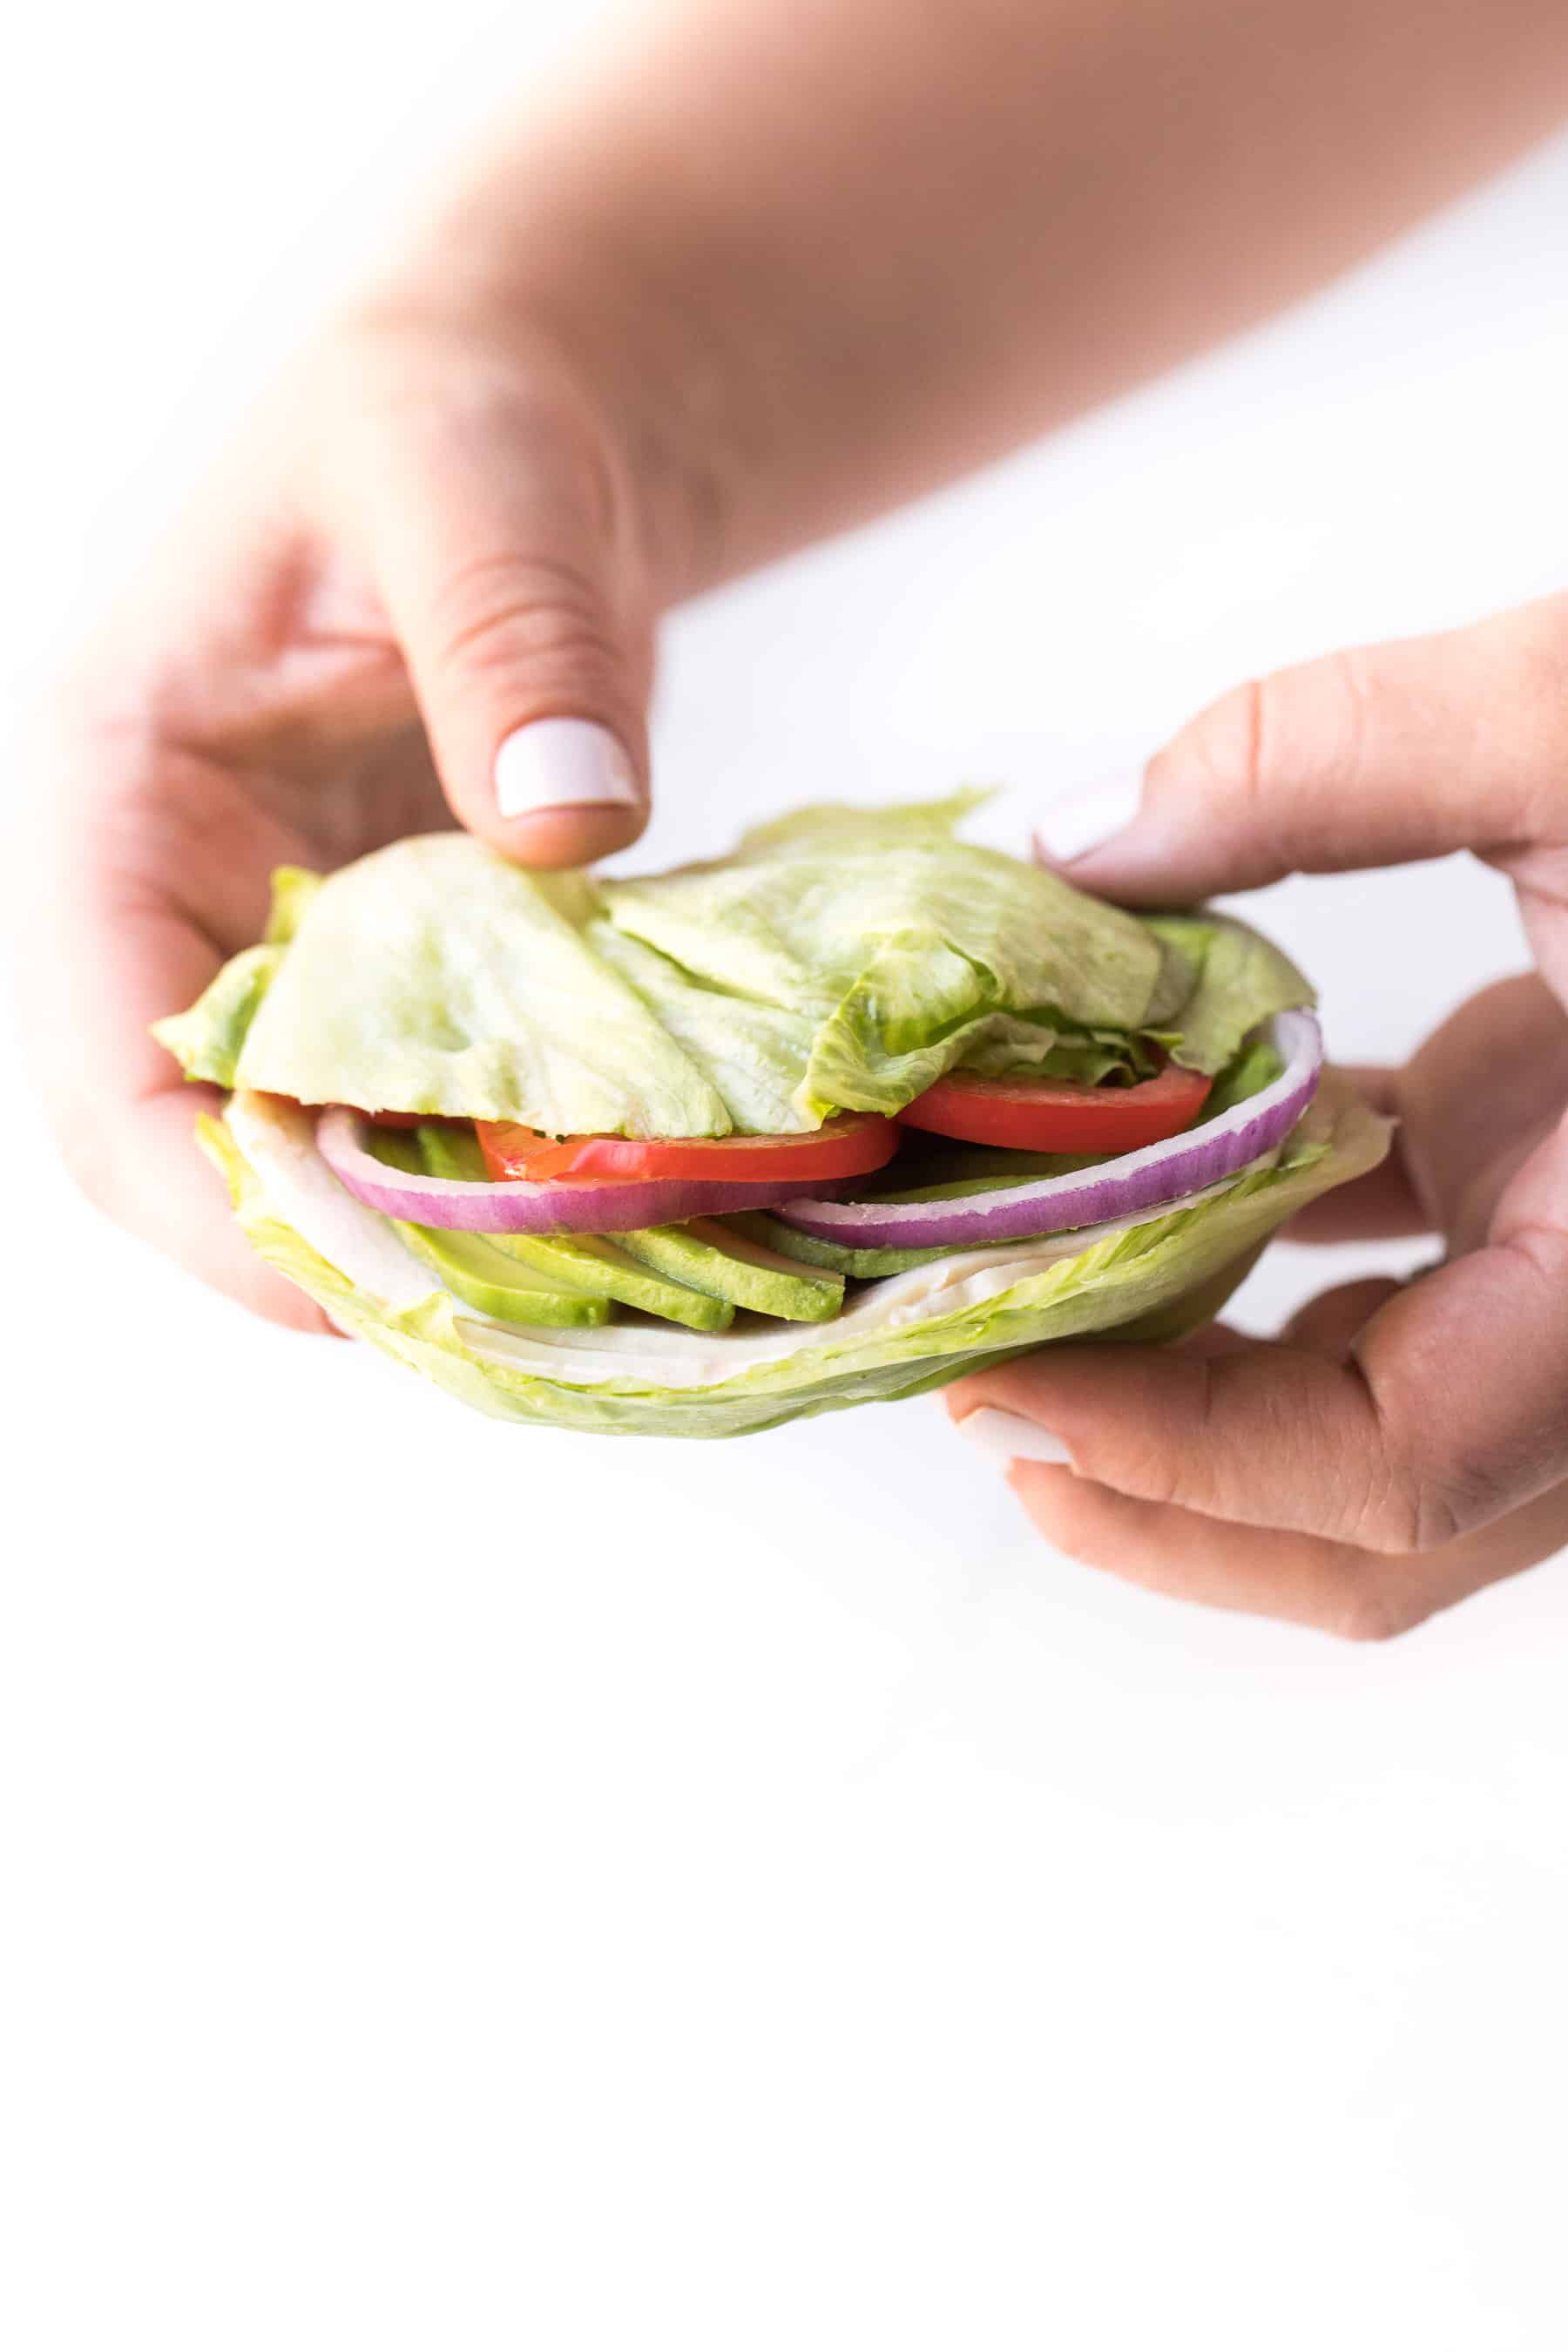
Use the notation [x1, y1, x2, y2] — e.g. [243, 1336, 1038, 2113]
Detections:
[952, 591, 1568, 1637]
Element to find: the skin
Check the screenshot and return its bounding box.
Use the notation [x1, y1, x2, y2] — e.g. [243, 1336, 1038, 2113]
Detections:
[18, 0, 1568, 1621]
[949, 599, 1568, 1635]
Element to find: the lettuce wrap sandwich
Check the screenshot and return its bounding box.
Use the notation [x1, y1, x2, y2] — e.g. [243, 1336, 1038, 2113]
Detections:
[153, 794, 1389, 1438]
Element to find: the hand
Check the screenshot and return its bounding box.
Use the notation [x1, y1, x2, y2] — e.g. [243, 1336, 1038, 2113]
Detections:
[949, 592, 1568, 1639]
[18, 302, 704, 1326]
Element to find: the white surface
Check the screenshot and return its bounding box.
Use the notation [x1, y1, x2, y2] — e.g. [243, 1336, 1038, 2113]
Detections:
[3, 9, 1568, 2347]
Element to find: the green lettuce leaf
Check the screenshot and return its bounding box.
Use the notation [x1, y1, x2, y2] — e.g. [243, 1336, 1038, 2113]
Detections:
[151, 865, 324, 1088]
[155, 800, 1315, 1134]
[263, 865, 323, 945]
[601, 806, 1171, 1122]
[733, 788, 994, 855]
[203, 1073, 1390, 1440]
[956, 1015, 1162, 1085]
[1142, 912, 1313, 1075]
[232, 835, 734, 1134]
[1204, 1034, 1287, 1117]
[585, 920, 819, 1132]
[152, 945, 283, 1090]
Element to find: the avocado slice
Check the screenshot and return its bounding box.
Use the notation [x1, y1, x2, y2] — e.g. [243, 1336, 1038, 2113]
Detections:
[363, 1126, 611, 1326]
[728, 1153, 1111, 1279]
[395, 1221, 612, 1327]
[414, 1123, 733, 1332]
[617, 1218, 844, 1321]
[726, 1213, 951, 1280]
[497, 1232, 735, 1332]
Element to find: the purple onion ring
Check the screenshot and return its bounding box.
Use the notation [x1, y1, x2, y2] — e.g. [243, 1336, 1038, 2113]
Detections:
[774, 1011, 1323, 1252]
[315, 1107, 857, 1234]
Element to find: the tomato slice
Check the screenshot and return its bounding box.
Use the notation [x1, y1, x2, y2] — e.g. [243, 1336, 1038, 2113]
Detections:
[896, 1061, 1212, 1152]
[476, 1111, 900, 1186]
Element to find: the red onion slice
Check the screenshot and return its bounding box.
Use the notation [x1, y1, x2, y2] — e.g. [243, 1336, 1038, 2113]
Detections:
[315, 1108, 856, 1234]
[774, 1011, 1323, 1252]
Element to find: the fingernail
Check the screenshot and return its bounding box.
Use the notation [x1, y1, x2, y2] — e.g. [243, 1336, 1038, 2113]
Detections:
[494, 718, 640, 818]
[1033, 773, 1146, 867]
[955, 1407, 1073, 1467]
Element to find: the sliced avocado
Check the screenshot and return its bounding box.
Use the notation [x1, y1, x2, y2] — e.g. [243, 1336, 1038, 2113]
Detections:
[617, 1219, 844, 1321]
[728, 1151, 1112, 1278]
[366, 1123, 610, 1327]
[497, 1232, 734, 1331]
[412, 1119, 509, 1186]
[865, 1146, 1104, 1198]
[415, 1122, 733, 1332]
[726, 1213, 951, 1280]
[394, 1221, 612, 1327]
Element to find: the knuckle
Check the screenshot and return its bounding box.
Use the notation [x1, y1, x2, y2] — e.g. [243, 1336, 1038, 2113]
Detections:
[1133, 1443, 1193, 1514]
[1325, 1578, 1422, 1644]
[1248, 650, 1365, 861]
[1147, 652, 1371, 874]
[423, 551, 623, 691]
[1344, 1444, 1497, 1558]
[1335, 1351, 1503, 1558]
[1143, 673, 1287, 878]
[1489, 596, 1568, 710]
[1339, 1452, 1428, 1555]
[1014, 1477, 1115, 1576]
[1146, 677, 1263, 814]
[1494, 610, 1568, 832]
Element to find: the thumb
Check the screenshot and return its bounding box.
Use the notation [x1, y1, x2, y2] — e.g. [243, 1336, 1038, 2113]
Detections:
[1037, 592, 1568, 903]
[335, 351, 657, 868]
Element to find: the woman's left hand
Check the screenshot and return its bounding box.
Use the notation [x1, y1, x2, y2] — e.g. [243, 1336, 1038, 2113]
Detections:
[948, 592, 1568, 1639]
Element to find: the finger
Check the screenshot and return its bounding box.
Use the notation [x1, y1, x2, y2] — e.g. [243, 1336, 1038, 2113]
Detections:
[1006, 1459, 1568, 1639]
[1329, 1065, 1402, 1119]
[1281, 1065, 1428, 1240]
[1294, 988, 1568, 1252]
[947, 1140, 1568, 1552]
[326, 341, 657, 870]
[117, 1079, 337, 1335]
[1008, 1468, 1396, 1633]
[1278, 1274, 1409, 1353]
[1169, 1321, 1255, 1360]
[24, 859, 333, 1335]
[1285, 1152, 1429, 1243]
[1390, 973, 1568, 1253]
[1038, 591, 1568, 902]
[1166, 1279, 1407, 1362]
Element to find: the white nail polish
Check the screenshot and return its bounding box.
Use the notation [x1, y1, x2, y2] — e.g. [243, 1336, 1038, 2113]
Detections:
[956, 1407, 1073, 1467]
[494, 718, 640, 818]
[1033, 774, 1146, 865]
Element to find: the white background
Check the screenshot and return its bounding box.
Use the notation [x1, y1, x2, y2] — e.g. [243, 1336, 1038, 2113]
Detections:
[3, 8, 1568, 2346]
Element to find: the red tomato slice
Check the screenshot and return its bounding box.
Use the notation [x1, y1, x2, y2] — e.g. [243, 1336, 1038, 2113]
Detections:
[365, 1110, 426, 1130]
[476, 1112, 899, 1186]
[896, 1062, 1212, 1152]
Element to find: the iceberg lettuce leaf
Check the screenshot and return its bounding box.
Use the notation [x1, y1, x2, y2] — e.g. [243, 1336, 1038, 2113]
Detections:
[1143, 912, 1313, 1075]
[151, 866, 325, 1087]
[156, 803, 1318, 1138]
[152, 945, 285, 1088]
[233, 835, 734, 1134]
[262, 864, 324, 945]
[585, 920, 819, 1132]
[601, 811, 1170, 1121]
